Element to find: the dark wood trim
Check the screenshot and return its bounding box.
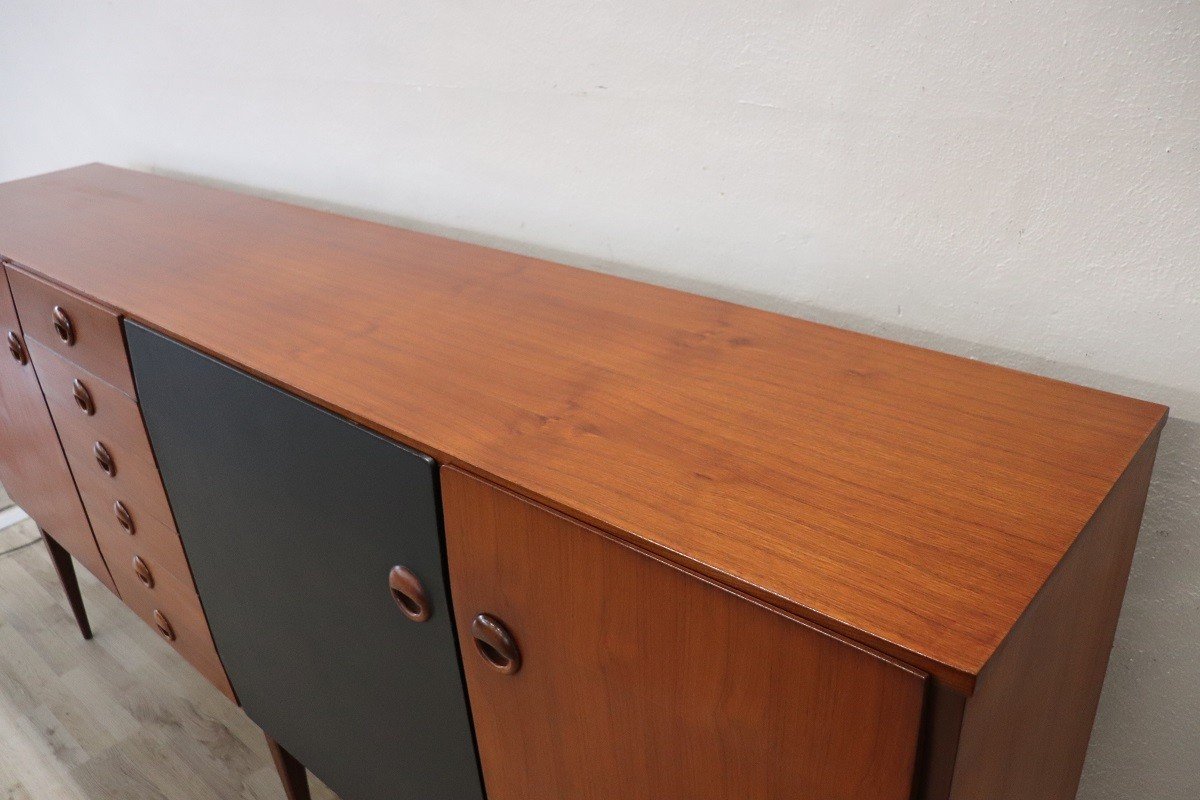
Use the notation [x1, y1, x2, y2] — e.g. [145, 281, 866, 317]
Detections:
[41, 530, 92, 640]
[264, 734, 311, 800]
[911, 681, 967, 800]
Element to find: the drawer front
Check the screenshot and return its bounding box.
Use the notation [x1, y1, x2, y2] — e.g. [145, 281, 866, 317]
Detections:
[108, 547, 235, 702]
[20, 303, 234, 702]
[89, 492, 196, 594]
[6, 265, 135, 396]
[54, 408, 177, 529]
[27, 337, 178, 530]
[443, 466, 929, 800]
[29, 338, 150, 449]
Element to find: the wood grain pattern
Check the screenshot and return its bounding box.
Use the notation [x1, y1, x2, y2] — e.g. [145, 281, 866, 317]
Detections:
[0, 165, 1168, 690]
[942, 429, 1162, 800]
[442, 466, 927, 800]
[52, 407, 178, 532]
[0, 264, 116, 596]
[25, 337, 183, 556]
[95, 503, 195, 592]
[106, 538, 236, 704]
[6, 265, 136, 397]
[89, 500, 196, 597]
[10, 281, 232, 702]
[28, 337, 152, 450]
[912, 682, 968, 800]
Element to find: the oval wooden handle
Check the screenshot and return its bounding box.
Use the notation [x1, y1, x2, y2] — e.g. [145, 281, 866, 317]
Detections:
[153, 610, 175, 642]
[72, 378, 95, 415]
[7, 331, 27, 365]
[388, 565, 431, 622]
[52, 306, 75, 345]
[114, 500, 135, 534]
[471, 613, 521, 675]
[93, 442, 115, 476]
[132, 555, 154, 589]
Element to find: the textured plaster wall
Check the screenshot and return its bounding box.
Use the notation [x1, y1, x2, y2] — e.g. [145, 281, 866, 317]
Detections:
[0, 2, 1197, 797]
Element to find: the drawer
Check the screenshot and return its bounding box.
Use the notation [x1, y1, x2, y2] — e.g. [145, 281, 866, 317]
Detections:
[88, 490, 196, 594]
[54, 408, 177, 529]
[28, 337, 151, 450]
[6, 265, 135, 396]
[108, 546, 235, 703]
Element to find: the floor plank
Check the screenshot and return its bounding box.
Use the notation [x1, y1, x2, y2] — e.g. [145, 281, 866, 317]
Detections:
[0, 513, 36, 554]
[0, 518, 338, 799]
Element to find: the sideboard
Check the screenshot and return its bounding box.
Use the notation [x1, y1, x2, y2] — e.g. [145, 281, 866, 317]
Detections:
[0, 164, 1166, 800]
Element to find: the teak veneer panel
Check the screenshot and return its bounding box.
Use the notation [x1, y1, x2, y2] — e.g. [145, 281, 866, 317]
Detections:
[442, 466, 927, 800]
[109, 544, 237, 704]
[28, 337, 149, 450]
[7, 264, 137, 396]
[943, 430, 1162, 799]
[0, 164, 1167, 691]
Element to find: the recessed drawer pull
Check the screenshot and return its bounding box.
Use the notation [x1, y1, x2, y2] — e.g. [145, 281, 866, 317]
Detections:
[132, 555, 154, 589]
[72, 378, 95, 415]
[470, 613, 521, 675]
[7, 331, 28, 365]
[153, 609, 175, 641]
[114, 500, 135, 534]
[93, 441, 116, 476]
[388, 565, 431, 622]
[52, 305, 75, 345]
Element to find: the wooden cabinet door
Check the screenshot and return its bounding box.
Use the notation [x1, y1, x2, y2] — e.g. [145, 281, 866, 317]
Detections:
[442, 466, 927, 800]
[0, 267, 115, 594]
[125, 322, 484, 800]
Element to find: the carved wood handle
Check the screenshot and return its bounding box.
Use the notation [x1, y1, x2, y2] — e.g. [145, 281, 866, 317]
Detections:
[93, 442, 116, 476]
[153, 610, 175, 642]
[471, 613, 521, 675]
[132, 555, 154, 589]
[388, 565, 431, 622]
[52, 305, 75, 345]
[7, 331, 27, 365]
[114, 500, 135, 534]
[72, 379, 95, 415]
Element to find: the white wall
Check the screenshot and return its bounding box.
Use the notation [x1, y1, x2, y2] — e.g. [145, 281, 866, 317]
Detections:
[1, 2, 1196, 797]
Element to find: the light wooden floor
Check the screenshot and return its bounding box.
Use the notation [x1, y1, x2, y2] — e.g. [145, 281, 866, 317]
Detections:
[0, 517, 338, 800]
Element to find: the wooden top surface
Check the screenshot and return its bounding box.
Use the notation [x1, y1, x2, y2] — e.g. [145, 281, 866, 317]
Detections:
[0, 165, 1166, 691]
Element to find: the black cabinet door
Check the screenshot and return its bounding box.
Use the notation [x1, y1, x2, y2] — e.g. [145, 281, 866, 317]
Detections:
[125, 322, 483, 800]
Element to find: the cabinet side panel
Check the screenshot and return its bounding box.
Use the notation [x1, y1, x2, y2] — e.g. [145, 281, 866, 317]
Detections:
[442, 465, 927, 800]
[948, 430, 1162, 800]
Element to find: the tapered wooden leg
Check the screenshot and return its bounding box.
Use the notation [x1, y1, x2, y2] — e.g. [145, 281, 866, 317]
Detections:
[41, 531, 92, 640]
[265, 734, 311, 800]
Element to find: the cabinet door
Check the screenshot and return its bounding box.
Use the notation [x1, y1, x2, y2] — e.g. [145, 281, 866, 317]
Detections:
[125, 323, 483, 800]
[0, 267, 115, 594]
[442, 466, 927, 800]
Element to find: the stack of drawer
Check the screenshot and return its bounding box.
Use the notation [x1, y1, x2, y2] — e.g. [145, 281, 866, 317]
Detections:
[7, 266, 236, 702]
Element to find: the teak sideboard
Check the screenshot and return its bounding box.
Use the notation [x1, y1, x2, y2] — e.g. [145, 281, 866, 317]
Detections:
[0, 164, 1166, 800]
